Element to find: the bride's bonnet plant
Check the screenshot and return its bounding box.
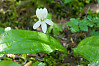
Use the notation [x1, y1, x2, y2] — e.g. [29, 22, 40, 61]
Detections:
[5, 27, 11, 31]
[33, 8, 53, 33]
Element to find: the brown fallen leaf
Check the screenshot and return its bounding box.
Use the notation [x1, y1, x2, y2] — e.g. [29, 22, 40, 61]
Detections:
[25, 61, 32, 66]
[70, 38, 74, 44]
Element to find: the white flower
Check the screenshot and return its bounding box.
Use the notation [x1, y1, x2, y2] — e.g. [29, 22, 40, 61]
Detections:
[5, 27, 11, 31]
[33, 8, 53, 33]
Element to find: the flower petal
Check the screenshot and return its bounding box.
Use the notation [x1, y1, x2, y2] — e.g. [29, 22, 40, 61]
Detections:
[36, 8, 42, 19]
[41, 22, 47, 33]
[45, 19, 53, 26]
[36, 8, 48, 20]
[43, 8, 48, 18]
[5, 27, 11, 31]
[33, 21, 41, 29]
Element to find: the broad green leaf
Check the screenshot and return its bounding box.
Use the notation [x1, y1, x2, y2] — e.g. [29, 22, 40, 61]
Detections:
[0, 29, 67, 54]
[33, 61, 45, 66]
[73, 36, 99, 62]
[88, 61, 99, 66]
[0, 60, 21, 66]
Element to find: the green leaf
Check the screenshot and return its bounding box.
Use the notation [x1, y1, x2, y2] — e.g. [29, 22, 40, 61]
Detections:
[88, 22, 94, 27]
[22, 54, 27, 60]
[67, 18, 79, 32]
[97, 22, 99, 27]
[70, 26, 79, 33]
[80, 19, 89, 26]
[0, 27, 4, 35]
[53, 28, 60, 37]
[47, 23, 62, 35]
[54, 23, 62, 31]
[67, 18, 79, 27]
[92, 18, 99, 27]
[92, 18, 99, 23]
[73, 36, 99, 62]
[77, 64, 83, 66]
[0, 29, 67, 54]
[0, 54, 4, 58]
[79, 25, 88, 31]
[50, 23, 63, 37]
[88, 61, 99, 66]
[90, 30, 99, 36]
[64, 0, 73, 4]
[0, 60, 21, 66]
[47, 13, 52, 20]
[87, 15, 92, 21]
[98, 0, 99, 4]
[47, 26, 53, 33]
[33, 61, 45, 66]
[79, 20, 89, 31]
